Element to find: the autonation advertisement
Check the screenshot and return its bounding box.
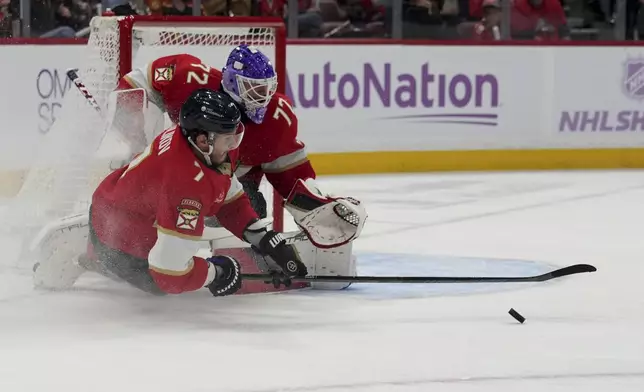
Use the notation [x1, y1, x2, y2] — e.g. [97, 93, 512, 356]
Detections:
[285, 45, 547, 153]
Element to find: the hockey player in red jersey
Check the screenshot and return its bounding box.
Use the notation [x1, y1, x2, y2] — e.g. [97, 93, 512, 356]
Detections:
[33, 89, 307, 295]
[111, 46, 367, 288]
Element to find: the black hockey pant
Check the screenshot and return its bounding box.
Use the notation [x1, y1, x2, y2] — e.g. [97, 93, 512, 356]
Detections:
[88, 208, 166, 296]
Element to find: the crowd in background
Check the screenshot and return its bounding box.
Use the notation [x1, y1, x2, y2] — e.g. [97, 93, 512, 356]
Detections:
[0, 0, 641, 40]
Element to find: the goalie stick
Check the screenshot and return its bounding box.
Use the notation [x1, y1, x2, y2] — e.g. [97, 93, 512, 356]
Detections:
[242, 263, 596, 285]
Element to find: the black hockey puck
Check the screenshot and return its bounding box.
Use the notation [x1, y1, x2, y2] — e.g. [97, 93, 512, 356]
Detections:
[508, 308, 525, 324]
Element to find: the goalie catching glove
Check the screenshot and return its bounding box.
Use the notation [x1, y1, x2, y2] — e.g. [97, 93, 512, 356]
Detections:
[243, 219, 308, 277]
[284, 179, 367, 248]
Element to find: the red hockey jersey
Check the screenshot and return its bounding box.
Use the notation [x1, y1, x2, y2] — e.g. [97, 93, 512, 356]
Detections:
[119, 53, 315, 199]
[90, 126, 258, 294]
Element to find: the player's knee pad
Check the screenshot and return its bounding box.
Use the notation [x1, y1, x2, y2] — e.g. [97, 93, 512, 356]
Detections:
[286, 231, 356, 290]
[31, 213, 90, 290]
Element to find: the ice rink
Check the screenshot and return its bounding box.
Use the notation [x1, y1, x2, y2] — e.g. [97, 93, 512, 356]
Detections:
[0, 170, 643, 392]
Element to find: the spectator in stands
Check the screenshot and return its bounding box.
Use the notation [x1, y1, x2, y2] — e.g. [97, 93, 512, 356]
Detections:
[440, 0, 460, 16]
[316, 0, 384, 37]
[624, 0, 644, 40]
[458, 0, 501, 39]
[402, 0, 443, 25]
[201, 0, 251, 16]
[163, 0, 192, 14]
[315, 0, 348, 36]
[339, 0, 384, 29]
[3, 0, 57, 37]
[104, 0, 141, 15]
[146, 0, 193, 15]
[41, 0, 94, 38]
[257, 0, 323, 37]
[470, 0, 569, 39]
[510, 0, 570, 39]
[146, 0, 163, 14]
[0, 0, 13, 38]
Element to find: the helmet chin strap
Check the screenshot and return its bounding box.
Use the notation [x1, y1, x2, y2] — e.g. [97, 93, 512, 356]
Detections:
[187, 136, 214, 166]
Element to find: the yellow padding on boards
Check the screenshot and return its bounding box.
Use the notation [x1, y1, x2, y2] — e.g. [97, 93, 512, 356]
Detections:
[309, 148, 644, 175]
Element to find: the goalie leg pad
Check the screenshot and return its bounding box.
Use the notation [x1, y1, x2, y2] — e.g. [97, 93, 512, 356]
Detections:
[32, 213, 90, 290]
[285, 231, 356, 290]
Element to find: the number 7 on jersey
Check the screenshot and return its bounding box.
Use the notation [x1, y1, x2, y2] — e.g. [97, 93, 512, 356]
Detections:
[273, 97, 295, 127]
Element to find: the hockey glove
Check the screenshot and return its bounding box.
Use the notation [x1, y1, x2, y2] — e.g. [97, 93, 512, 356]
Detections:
[284, 178, 367, 249]
[243, 219, 308, 277]
[205, 256, 242, 297]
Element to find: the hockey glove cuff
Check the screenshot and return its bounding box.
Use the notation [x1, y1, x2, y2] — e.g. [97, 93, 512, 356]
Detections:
[243, 219, 308, 277]
[205, 256, 242, 297]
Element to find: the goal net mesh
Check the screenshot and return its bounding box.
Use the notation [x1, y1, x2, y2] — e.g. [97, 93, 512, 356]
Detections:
[2, 16, 279, 269]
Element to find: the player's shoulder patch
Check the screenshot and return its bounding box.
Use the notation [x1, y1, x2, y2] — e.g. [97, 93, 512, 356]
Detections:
[154, 66, 174, 82]
[180, 198, 202, 210]
[176, 199, 201, 231]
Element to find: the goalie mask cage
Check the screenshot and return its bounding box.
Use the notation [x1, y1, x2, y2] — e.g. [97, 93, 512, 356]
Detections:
[3, 15, 286, 268]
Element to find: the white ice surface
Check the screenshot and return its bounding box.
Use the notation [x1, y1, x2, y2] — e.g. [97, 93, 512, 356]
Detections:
[1, 170, 643, 392]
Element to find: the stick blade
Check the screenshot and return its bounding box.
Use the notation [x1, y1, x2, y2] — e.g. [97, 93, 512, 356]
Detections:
[549, 264, 597, 279]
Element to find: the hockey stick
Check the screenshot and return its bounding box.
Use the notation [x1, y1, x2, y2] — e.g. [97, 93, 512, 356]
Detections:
[66, 68, 115, 149]
[67, 68, 104, 117]
[67, 68, 148, 151]
[241, 264, 596, 284]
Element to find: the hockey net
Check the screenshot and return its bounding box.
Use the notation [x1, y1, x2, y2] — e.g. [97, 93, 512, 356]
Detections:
[2, 15, 287, 269]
